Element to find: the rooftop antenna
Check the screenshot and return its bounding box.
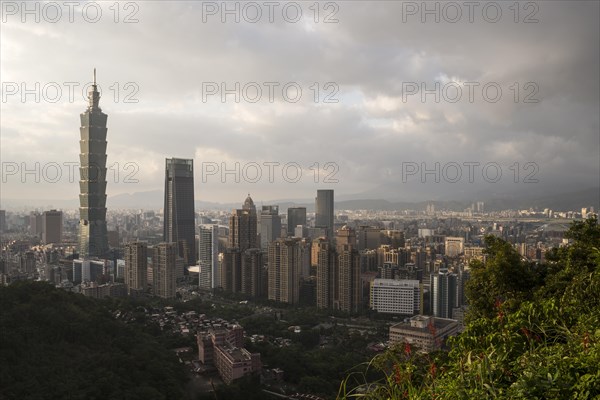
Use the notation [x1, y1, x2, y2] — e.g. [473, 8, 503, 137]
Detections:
[93, 68, 96, 85]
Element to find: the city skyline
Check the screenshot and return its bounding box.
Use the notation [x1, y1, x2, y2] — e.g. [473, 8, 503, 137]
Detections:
[2, 2, 599, 399]
[1, 2, 598, 205]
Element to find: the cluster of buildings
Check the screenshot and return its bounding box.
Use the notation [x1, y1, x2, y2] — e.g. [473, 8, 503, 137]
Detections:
[1, 71, 598, 357]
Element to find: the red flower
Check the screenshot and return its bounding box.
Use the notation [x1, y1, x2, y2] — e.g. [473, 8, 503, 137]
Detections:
[430, 362, 437, 378]
[404, 342, 411, 356]
[583, 332, 590, 350]
[394, 364, 402, 385]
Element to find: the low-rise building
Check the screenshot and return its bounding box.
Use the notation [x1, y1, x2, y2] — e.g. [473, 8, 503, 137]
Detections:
[389, 315, 459, 353]
[197, 324, 261, 384]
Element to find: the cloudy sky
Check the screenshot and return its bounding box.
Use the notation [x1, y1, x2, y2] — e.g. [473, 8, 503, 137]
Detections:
[1, 0, 598, 206]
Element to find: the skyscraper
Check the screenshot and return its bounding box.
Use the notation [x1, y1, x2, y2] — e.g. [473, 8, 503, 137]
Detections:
[79, 69, 109, 258]
[198, 224, 219, 290]
[125, 241, 148, 295]
[315, 190, 334, 239]
[267, 238, 305, 304]
[431, 269, 458, 319]
[287, 207, 307, 236]
[29, 212, 42, 238]
[219, 249, 241, 292]
[42, 210, 63, 244]
[241, 248, 265, 298]
[229, 195, 258, 251]
[335, 227, 361, 313]
[315, 238, 336, 309]
[259, 205, 281, 249]
[164, 158, 196, 267]
[152, 242, 177, 299]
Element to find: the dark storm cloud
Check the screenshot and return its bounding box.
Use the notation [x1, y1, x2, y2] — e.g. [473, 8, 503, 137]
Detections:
[1, 0, 597, 203]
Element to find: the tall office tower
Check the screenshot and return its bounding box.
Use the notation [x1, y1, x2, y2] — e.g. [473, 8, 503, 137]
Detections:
[0, 210, 5, 233]
[29, 212, 43, 238]
[78, 69, 109, 258]
[152, 242, 177, 299]
[164, 158, 196, 267]
[414, 248, 427, 271]
[430, 269, 458, 319]
[357, 226, 382, 250]
[267, 238, 304, 304]
[316, 239, 335, 309]
[198, 224, 219, 290]
[336, 227, 361, 313]
[124, 241, 148, 295]
[287, 207, 307, 236]
[219, 249, 241, 292]
[260, 205, 281, 249]
[336, 225, 357, 247]
[42, 210, 63, 244]
[241, 248, 264, 298]
[381, 229, 405, 249]
[229, 195, 258, 251]
[315, 190, 334, 239]
[359, 249, 377, 272]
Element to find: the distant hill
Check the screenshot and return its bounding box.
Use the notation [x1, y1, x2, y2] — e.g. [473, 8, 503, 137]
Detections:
[2, 187, 597, 212]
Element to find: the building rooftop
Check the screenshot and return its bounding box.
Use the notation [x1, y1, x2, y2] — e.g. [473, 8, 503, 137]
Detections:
[391, 315, 458, 333]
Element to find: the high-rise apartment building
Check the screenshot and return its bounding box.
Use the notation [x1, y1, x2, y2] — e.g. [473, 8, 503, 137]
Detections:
[287, 207, 307, 236]
[198, 224, 219, 290]
[241, 248, 264, 298]
[315, 238, 335, 309]
[315, 227, 361, 312]
[259, 205, 281, 249]
[335, 226, 361, 313]
[315, 190, 334, 239]
[164, 158, 196, 267]
[124, 241, 148, 295]
[229, 195, 258, 251]
[78, 69, 109, 258]
[219, 249, 241, 292]
[267, 238, 306, 304]
[152, 242, 177, 299]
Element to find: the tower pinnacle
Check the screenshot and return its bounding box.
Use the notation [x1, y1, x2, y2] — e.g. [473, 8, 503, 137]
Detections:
[88, 68, 101, 111]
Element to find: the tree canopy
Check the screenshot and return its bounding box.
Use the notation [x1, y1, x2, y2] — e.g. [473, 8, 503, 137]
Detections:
[339, 217, 600, 399]
[0, 281, 189, 400]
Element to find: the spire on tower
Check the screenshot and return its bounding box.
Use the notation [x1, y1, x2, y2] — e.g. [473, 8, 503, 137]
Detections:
[88, 68, 101, 111]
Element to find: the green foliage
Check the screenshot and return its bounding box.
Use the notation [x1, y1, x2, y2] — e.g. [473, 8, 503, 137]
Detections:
[465, 234, 543, 321]
[338, 217, 600, 399]
[0, 282, 189, 400]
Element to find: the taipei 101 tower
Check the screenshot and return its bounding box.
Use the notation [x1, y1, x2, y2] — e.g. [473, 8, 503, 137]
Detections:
[78, 69, 109, 258]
